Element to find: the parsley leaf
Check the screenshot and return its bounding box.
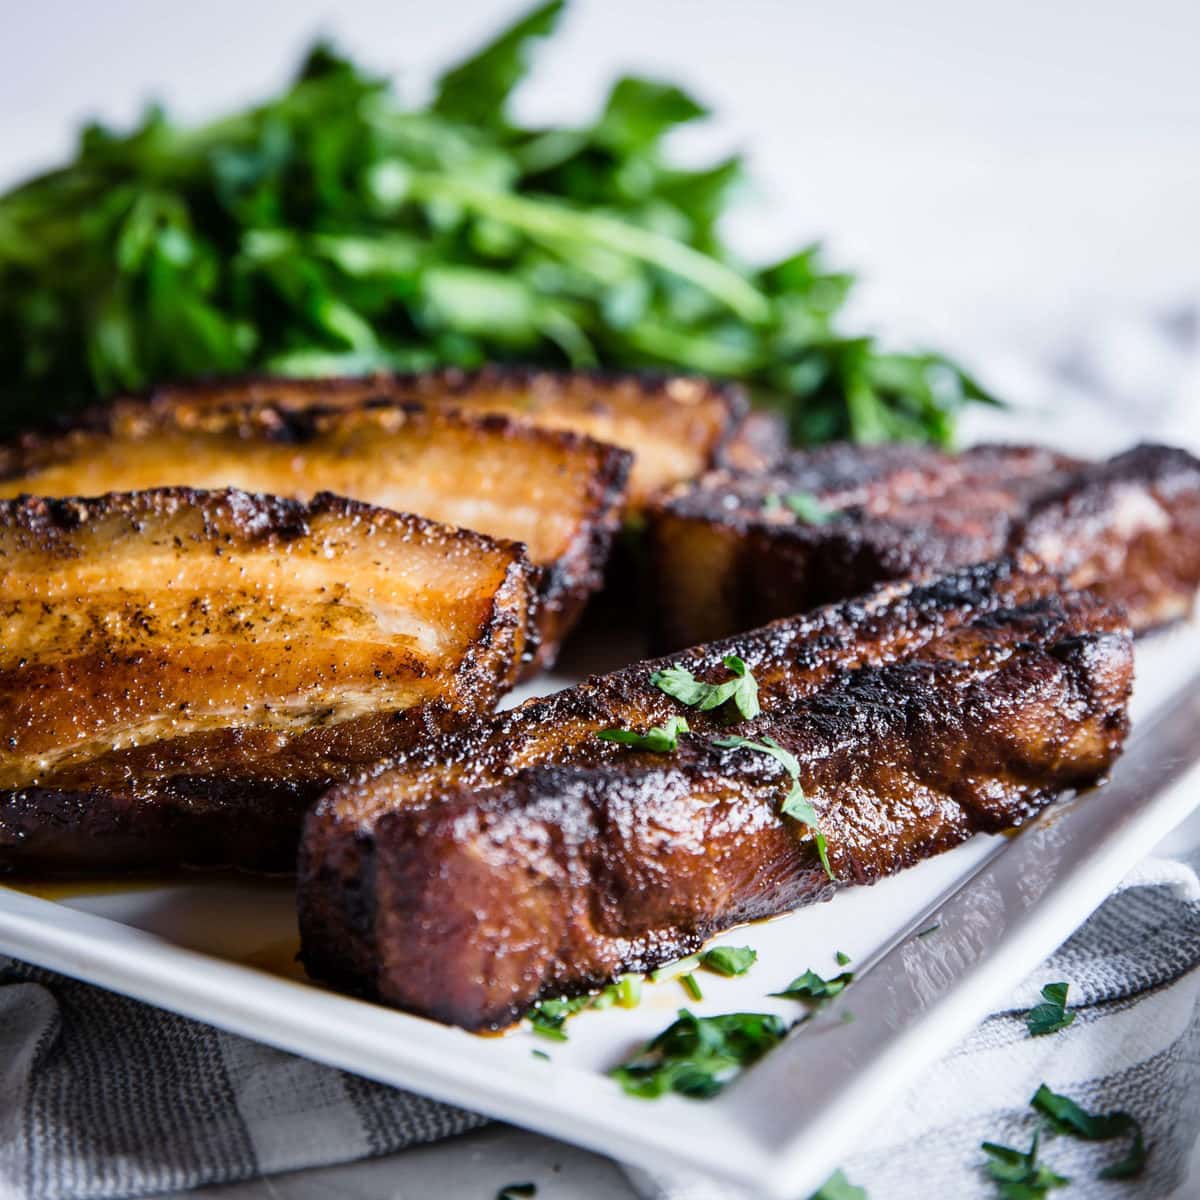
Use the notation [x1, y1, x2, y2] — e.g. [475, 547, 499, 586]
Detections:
[611, 1009, 787, 1099]
[713, 734, 833, 880]
[651, 654, 761, 720]
[783, 492, 833, 524]
[806, 1169, 868, 1200]
[527, 974, 642, 1039]
[597, 715, 689, 752]
[1026, 982, 1076, 1037]
[835, 950, 852, 965]
[649, 954, 702, 982]
[1030, 1085, 1147, 1179]
[700, 945, 758, 977]
[772, 968, 853, 1003]
[981, 1131, 1069, 1198]
[527, 994, 593, 1040]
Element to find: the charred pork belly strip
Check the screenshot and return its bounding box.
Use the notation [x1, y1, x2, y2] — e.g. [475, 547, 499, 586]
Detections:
[0, 489, 534, 874]
[0, 402, 630, 670]
[298, 560, 1132, 1030]
[119, 366, 747, 511]
[648, 441, 1200, 649]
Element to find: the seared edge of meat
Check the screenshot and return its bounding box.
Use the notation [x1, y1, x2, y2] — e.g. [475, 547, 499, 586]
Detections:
[297, 560, 1132, 1029]
[101, 365, 748, 511]
[647, 441, 1200, 648]
[0, 488, 534, 874]
[0, 401, 633, 671]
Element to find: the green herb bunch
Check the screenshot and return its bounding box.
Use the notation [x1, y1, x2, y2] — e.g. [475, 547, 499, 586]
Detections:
[0, 0, 997, 436]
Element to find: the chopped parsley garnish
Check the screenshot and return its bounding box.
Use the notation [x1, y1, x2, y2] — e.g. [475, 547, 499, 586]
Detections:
[680, 973, 704, 1001]
[783, 492, 833, 524]
[700, 945, 758, 976]
[835, 950, 852, 965]
[713, 734, 833, 880]
[527, 995, 593, 1040]
[527, 974, 643, 1039]
[981, 1131, 1069, 1198]
[650, 945, 758, 988]
[772, 967, 853, 1003]
[611, 1008, 787, 1099]
[1030, 1085, 1147, 1179]
[531, 1049, 550, 1061]
[1026, 983, 1076, 1037]
[649, 954, 701, 982]
[651, 654, 761, 720]
[597, 714, 689, 752]
[497, 1184, 537, 1200]
[806, 1169, 868, 1200]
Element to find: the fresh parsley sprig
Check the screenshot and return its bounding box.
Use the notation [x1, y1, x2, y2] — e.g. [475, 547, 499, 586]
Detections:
[648, 945, 759, 996]
[981, 1131, 1069, 1198]
[527, 974, 642, 1040]
[980, 1083, 1148, 1195]
[713, 734, 834, 880]
[597, 715, 689, 752]
[700, 945, 758, 977]
[1026, 982, 1076, 1037]
[1030, 1085, 1147, 1179]
[771, 967, 853, 1004]
[610, 1008, 787, 1099]
[651, 654, 761, 720]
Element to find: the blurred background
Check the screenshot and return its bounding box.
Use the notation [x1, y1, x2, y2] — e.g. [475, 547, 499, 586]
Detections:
[4, 0, 1199, 416]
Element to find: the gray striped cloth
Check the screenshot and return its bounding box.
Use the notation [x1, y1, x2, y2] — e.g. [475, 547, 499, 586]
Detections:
[1, 858, 1198, 1200]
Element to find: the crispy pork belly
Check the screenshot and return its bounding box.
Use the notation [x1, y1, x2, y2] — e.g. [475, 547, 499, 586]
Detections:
[648, 442, 1200, 649]
[124, 366, 746, 511]
[0, 402, 630, 669]
[298, 560, 1132, 1030]
[0, 489, 533, 874]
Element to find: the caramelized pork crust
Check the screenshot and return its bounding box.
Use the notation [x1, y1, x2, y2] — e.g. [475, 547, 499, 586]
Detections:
[648, 441, 1200, 648]
[114, 366, 746, 511]
[0, 489, 534, 873]
[298, 560, 1132, 1030]
[0, 401, 631, 670]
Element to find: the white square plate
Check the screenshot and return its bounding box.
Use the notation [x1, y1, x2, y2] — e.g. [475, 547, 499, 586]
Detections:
[2, 623, 1198, 1199]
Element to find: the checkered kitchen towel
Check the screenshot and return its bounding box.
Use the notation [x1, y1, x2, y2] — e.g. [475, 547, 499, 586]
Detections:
[1, 857, 1198, 1200]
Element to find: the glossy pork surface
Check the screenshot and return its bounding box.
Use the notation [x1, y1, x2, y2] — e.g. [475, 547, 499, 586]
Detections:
[0, 489, 534, 873]
[123, 366, 746, 511]
[648, 441, 1200, 648]
[0, 401, 630, 669]
[298, 560, 1132, 1030]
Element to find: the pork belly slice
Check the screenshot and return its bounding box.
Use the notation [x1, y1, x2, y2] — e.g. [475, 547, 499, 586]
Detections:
[0, 489, 534, 874]
[298, 560, 1132, 1030]
[648, 441, 1200, 649]
[0, 402, 630, 670]
[119, 366, 748, 512]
